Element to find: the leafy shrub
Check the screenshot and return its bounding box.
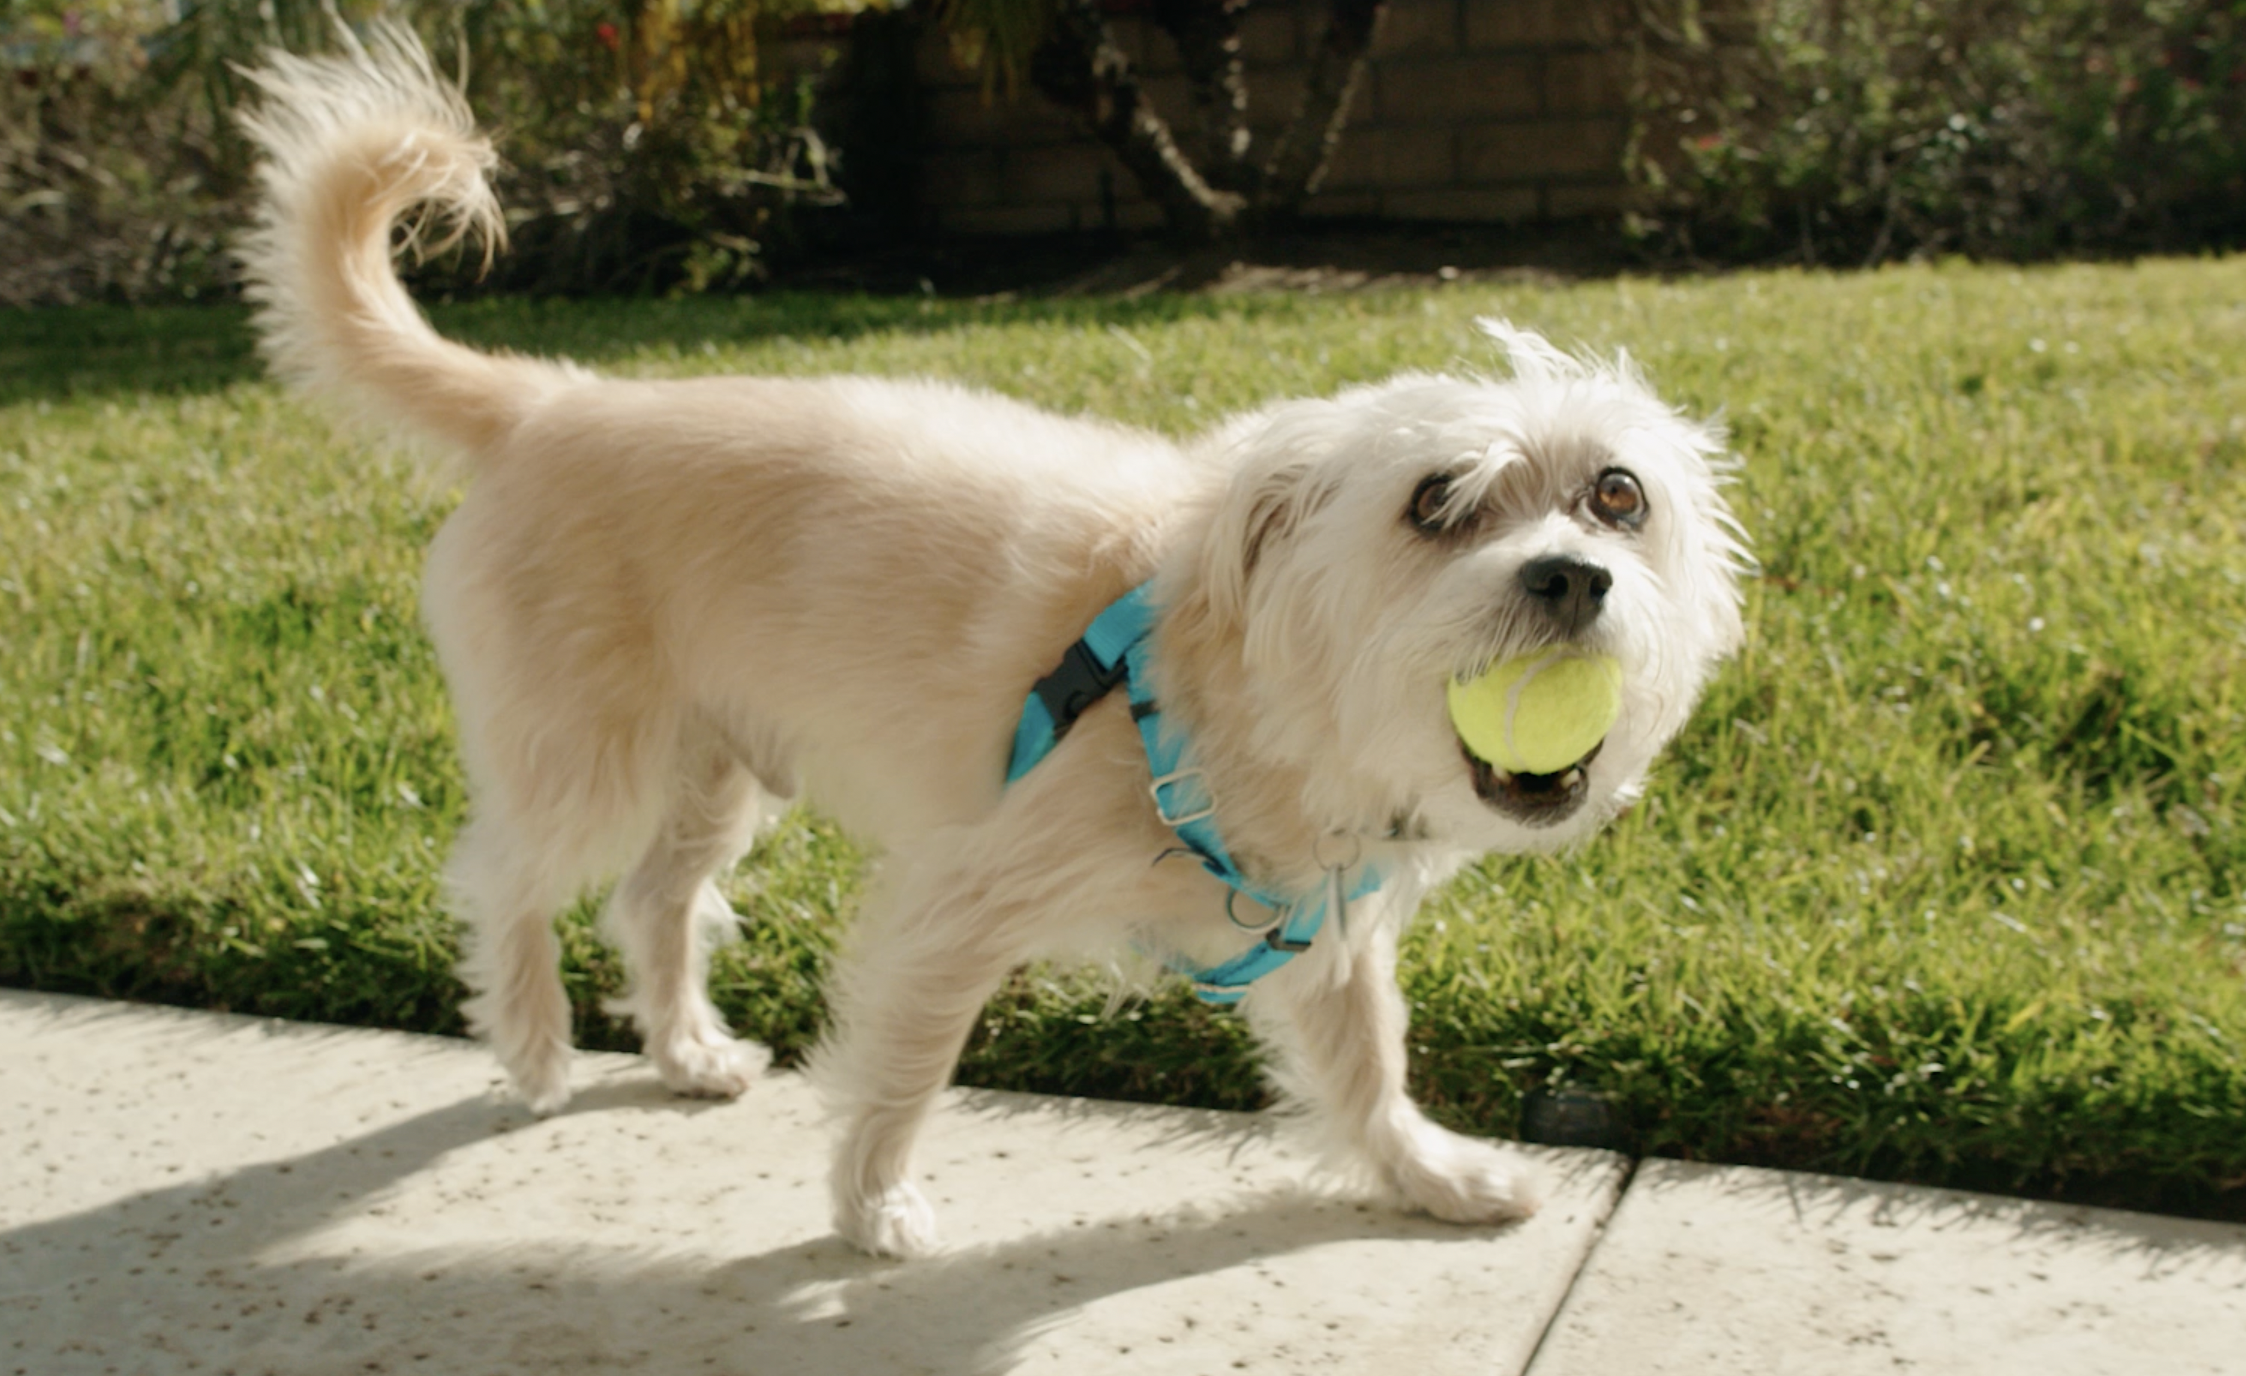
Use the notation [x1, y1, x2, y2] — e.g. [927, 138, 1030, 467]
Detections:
[1620, 0, 2246, 262]
[444, 0, 846, 295]
[0, 0, 846, 305]
[0, 1, 240, 305]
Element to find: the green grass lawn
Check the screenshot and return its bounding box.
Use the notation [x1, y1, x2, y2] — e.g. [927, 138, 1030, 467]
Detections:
[4, 261, 2242, 1218]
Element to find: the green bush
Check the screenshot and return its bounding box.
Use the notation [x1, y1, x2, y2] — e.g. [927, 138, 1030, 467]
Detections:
[0, 0, 845, 305]
[0, 1, 237, 304]
[1621, 0, 2246, 262]
[442, 0, 846, 295]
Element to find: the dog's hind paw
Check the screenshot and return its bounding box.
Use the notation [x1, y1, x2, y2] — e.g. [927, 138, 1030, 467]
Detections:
[836, 1181, 940, 1259]
[651, 1029, 770, 1100]
[1388, 1129, 1543, 1226]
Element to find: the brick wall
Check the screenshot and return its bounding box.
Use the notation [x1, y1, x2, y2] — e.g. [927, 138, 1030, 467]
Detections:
[913, 0, 1630, 235]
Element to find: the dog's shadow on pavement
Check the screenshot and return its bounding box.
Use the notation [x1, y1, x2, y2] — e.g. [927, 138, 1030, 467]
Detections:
[3, 1078, 1490, 1375]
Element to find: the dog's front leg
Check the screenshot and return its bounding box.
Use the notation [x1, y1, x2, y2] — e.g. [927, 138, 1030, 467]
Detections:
[1249, 914, 1541, 1225]
[811, 849, 1035, 1259]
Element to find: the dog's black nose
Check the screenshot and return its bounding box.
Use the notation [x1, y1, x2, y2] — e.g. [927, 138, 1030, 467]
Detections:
[1519, 555, 1612, 636]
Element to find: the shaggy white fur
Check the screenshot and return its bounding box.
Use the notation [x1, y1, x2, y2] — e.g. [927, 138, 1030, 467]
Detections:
[237, 24, 1750, 1259]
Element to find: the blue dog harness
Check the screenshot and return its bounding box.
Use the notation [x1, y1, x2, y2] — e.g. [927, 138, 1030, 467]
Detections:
[1007, 583, 1382, 1004]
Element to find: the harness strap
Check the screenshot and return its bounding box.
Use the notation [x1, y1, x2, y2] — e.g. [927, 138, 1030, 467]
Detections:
[1007, 582, 1383, 1004]
[1007, 585, 1155, 785]
[1178, 900, 1329, 1005]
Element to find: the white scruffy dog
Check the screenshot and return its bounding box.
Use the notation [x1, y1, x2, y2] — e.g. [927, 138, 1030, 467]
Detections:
[237, 26, 1748, 1258]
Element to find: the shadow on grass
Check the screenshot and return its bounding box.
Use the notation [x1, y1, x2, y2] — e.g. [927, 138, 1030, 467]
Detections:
[0, 289, 1322, 408]
[0, 303, 264, 406]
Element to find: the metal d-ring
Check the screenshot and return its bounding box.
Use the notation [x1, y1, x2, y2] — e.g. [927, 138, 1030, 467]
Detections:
[1224, 887, 1283, 933]
[1311, 830, 1364, 875]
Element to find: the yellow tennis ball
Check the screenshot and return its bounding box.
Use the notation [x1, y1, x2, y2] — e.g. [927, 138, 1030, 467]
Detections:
[1447, 649, 1622, 775]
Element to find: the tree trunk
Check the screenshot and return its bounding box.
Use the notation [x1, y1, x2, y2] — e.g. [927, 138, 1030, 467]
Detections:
[1252, 0, 1387, 222]
[1025, 0, 1393, 242]
[1030, 0, 1244, 241]
[1151, 0, 1253, 193]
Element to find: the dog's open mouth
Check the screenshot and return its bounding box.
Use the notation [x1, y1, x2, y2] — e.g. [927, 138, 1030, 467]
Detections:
[1462, 738, 1601, 826]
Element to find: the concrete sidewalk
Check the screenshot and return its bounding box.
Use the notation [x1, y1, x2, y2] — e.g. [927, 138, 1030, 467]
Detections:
[3, 990, 2240, 1375]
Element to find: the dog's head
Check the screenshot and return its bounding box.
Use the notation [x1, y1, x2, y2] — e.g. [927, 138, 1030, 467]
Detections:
[1164, 319, 1750, 855]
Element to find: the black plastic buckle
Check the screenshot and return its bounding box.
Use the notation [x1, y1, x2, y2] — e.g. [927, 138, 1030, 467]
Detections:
[1030, 637, 1130, 743]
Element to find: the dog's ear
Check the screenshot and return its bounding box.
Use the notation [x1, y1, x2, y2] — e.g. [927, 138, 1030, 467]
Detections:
[1672, 438, 1755, 660]
[1476, 317, 1585, 385]
[1240, 466, 1314, 582]
[1201, 458, 1324, 630]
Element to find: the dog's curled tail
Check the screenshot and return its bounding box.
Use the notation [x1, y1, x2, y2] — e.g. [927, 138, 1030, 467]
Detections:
[236, 23, 567, 459]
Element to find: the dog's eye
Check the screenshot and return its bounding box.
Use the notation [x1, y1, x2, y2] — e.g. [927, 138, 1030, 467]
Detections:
[1590, 469, 1647, 530]
[1408, 474, 1454, 533]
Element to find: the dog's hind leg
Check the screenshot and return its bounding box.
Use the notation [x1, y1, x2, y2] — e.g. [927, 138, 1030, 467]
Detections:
[599, 720, 782, 1099]
[1248, 912, 1540, 1225]
[452, 812, 592, 1115]
[440, 625, 684, 1114]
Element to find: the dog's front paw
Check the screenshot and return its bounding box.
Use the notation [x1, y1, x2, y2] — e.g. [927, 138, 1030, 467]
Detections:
[835, 1181, 940, 1259]
[1387, 1126, 1542, 1226]
[649, 1028, 770, 1100]
[495, 1036, 573, 1116]
[467, 990, 575, 1115]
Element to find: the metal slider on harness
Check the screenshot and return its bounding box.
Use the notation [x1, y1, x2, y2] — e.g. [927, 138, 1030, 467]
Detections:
[1149, 767, 1215, 827]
